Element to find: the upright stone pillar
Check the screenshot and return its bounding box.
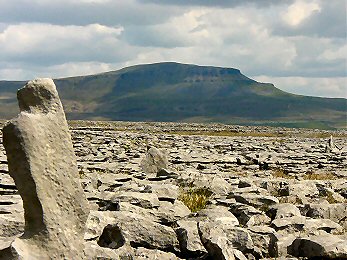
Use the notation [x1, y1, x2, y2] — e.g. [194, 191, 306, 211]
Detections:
[1, 79, 89, 259]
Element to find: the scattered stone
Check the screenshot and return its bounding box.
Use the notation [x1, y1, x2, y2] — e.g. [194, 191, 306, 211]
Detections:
[156, 168, 179, 179]
[229, 203, 271, 227]
[155, 200, 191, 225]
[232, 193, 279, 208]
[198, 220, 256, 257]
[134, 247, 179, 259]
[141, 146, 168, 175]
[194, 205, 240, 226]
[248, 226, 278, 258]
[1, 112, 346, 259]
[303, 203, 347, 229]
[272, 216, 343, 234]
[198, 221, 235, 260]
[175, 220, 207, 257]
[100, 211, 179, 253]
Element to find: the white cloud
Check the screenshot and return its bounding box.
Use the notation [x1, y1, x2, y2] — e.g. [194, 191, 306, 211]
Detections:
[0, 23, 131, 65]
[319, 44, 347, 61]
[283, 0, 321, 26]
[0, 61, 122, 80]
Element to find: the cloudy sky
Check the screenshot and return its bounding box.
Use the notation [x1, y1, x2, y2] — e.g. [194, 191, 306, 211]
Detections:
[0, 0, 346, 98]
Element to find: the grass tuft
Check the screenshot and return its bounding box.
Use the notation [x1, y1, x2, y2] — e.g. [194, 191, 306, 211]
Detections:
[303, 171, 337, 180]
[78, 169, 86, 178]
[165, 130, 284, 138]
[178, 187, 213, 213]
[325, 192, 339, 204]
[271, 168, 295, 179]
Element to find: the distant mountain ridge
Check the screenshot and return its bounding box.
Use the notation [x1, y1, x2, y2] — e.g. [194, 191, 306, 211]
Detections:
[0, 62, 346, 129]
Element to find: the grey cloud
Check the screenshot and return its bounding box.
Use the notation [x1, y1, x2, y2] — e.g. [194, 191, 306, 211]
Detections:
[0, 0, 345, 98]
[0, 0, 182, 26]
[120, 25, 191, 48]
[208, 34, 345, 78]
[287, 37, 346, 77]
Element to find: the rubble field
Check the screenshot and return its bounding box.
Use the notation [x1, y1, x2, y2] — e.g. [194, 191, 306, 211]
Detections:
[1, 120, 346, 259]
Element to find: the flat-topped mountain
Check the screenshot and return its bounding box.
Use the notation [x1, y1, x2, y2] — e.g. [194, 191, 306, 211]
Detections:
[0, 62, 346, 129]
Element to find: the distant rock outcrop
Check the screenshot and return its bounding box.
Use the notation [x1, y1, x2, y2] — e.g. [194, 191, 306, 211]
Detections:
[0, 79, 89, 259]
[0, 62, 346, 129]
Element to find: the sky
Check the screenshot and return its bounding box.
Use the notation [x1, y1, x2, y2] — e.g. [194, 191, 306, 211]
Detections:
[0, 0, 346, 98]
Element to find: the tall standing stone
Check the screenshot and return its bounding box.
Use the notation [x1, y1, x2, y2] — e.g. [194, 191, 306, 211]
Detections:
[1, 79, 89, 259]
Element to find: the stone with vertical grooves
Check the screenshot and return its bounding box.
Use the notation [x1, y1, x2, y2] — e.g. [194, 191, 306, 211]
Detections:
[0, 79, 89, 259]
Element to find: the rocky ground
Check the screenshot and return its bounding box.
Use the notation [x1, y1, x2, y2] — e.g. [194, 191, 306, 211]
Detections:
[1, 121, 346, 259]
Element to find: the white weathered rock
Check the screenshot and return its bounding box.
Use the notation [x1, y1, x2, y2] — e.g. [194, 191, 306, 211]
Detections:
[0, 215, 24, 239]
[272, 216, 343, 234]
[150, 183, 179, 202]
[274, 233, 297, 257]
[304, 218, 343, 234]
[288, 181, 319, 200]
[271, 216, 306, 232]
[272, 203, 301, 219]
[1, 79, 89, 259]
[195, 205, 239, 226]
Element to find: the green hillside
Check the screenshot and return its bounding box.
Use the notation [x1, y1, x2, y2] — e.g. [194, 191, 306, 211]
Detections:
[0, 62, 346, 129]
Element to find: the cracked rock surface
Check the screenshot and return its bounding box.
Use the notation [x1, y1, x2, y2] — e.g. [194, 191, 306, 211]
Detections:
[0, 120, 346, 259]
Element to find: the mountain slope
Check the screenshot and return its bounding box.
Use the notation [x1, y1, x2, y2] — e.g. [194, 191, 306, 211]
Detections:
[0, 62, 346, 129]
